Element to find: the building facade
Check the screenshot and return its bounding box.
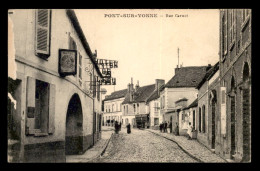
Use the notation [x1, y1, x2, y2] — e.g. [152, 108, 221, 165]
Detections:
[146, 79, 165, 129]
[103, 89, 127, 126]
[217, 9, 251, 162]
[196, 62, 220, 150]
[122, 79, 162, 128]
[8, 9, 103, 162]
[160, 66, 209, 127]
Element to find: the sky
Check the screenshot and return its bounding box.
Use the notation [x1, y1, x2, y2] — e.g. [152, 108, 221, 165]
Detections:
[75, 9, 220, 98]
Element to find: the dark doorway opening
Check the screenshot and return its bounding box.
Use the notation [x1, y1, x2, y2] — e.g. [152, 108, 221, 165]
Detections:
[65, 94, 83, 155]
[212, 102, 216, 149]
[230, 77, 236, 158]
[242, 62, 250, 162]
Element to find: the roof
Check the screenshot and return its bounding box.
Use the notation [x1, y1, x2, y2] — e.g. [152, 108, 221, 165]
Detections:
[146, 90, 159, 103]
[66, 10, 103, 77]
[161, 66, 209, 90]
[196, 62, 219, 89]
[122, 84, 156, 104]
[103, 89, 128, 101]
[183, 98, 198, 110]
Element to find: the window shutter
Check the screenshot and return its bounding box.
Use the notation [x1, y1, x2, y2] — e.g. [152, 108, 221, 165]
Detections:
[35, 9, 51, 56]
[26, 77, 36, 135]
[220, 87, 226, 135]
[48, 83, 55, 134]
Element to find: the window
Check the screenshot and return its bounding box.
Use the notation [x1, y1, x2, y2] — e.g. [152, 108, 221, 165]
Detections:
[112, 104, 114, 112]
[126, 105, 128, 114]
[137, 103, 139, 114]
[222, 10, 228, 59]
[120, 104, 122, 111]
[229, 10, 235, 47]
[182, 113, 185, 121]
[202, 105, 206, 133]
[97, 78, 100, 101]
[78, 53, 82, 86]
[124, 106, 125, 114]
[199, 107, 201, 132]
[134, 104, 136, 113]
[93, 75, 96, 98]
[35, 9, 51, 58]
[26, 77, 55, 136]
[89, 73, 92, 92]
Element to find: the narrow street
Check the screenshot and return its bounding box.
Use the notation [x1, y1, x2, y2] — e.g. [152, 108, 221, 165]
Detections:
[92, 127, 197, 163]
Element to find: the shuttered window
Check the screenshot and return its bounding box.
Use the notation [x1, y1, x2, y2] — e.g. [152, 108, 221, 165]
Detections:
[78, 53, 82, 86]
[229, 10, 235, 45]
[220, 87, 227, 135]
[35, 9, 51, 57]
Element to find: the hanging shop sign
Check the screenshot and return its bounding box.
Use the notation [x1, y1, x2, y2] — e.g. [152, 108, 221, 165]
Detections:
[96, 59, 118, 69]
[99, 77, 116, 85]
[59, 49, 77, 77]
[102, 68, 111, 77]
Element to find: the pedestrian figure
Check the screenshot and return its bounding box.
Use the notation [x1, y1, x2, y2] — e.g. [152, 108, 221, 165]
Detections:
[175, 123, 179, 136]
[115, 121, 119, 134]
[164, 121, 168, 133]
[159, 123, 162, 132]
[187, 122, 192, 140]
[167, 121, 170, 133]
[169, 121, 172, 133]
[127, 123, 131, 134]
[119, 122, 121, 131]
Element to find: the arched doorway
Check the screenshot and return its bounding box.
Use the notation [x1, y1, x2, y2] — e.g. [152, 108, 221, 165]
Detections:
[65, 94, 83, 155]
[230, 76, 236, 158]
[242, 62, 250, 162]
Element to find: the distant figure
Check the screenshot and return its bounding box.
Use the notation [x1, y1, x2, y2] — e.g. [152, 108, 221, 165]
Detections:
[187, 122, 192, 140]
[119, 122, 121, 131]
[127, 123, 131, 134]
[169, 122, 172, 133]
[115, 121, 119, 134]
[159, 123, 163, 132]
[164, 121, 168, 133]
[175, 123, 179, 136]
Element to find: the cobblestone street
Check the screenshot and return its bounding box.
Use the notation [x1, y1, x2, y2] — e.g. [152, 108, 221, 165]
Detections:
[92, 128, 197, 163]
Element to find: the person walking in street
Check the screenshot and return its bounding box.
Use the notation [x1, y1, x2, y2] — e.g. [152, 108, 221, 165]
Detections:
[164, 121, 168, 133]
[119, 122, 121, 131]
[187, 122, 192, 140]
[115, 121, 119, 134]
[159, 123, 163, 132]
[127, 123, 131, 134]
[169, 121, 172, 133]
[175, 122, 179, 136]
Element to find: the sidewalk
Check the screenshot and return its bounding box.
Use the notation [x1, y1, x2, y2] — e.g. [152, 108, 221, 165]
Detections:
[66, 126, 114, 163]
[147, 129, 227, 163]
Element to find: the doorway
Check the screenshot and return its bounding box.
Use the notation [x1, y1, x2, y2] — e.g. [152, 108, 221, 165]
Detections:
[212, 102, 216, 149]
[65, 94, 83, 155]
[242, 62, 250, 162]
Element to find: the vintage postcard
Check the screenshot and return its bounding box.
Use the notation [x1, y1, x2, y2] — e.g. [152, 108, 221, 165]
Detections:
[8, 9, 251, 163]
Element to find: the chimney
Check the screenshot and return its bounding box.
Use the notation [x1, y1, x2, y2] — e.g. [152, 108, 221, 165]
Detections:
[129, 78, 134, 102]
[135, 80, 140, 90]
[175, 65, 180, 75]
[155, 79, 165, 95]
[127, 83, 131, 93]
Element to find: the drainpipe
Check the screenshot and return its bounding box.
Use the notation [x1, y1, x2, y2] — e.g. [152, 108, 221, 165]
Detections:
[92, 63, 95, 146]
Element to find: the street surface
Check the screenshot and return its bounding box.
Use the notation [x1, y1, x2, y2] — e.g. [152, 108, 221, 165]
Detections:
[92, 127, 197, 163]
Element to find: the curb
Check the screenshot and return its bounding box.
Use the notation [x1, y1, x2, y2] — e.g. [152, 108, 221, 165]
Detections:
[100, 132, 114, 157]
[147, 130, 204, 163]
